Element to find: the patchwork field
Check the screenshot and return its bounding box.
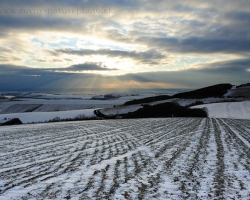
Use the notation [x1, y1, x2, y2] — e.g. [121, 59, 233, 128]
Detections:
[0, 118, 250, 199]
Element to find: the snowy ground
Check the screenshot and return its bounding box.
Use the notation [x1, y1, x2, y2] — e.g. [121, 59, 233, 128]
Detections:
[0, 118, 250, 199]
[192, 101, 250, 119]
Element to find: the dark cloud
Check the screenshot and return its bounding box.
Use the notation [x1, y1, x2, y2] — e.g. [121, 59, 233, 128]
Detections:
[33, 58, 63, 63]
[226, 11, 250, 23]
[0, 64, 110, 91]
[64, 58, 72, 61]
[0, 58, 249, 91]
[115, 57, 250, 88]
[0, 0, 138, 9]
[137, 37, 250, 54]
[0, 64, 60, 76]
[194, 58, 250, 72]
[0, 64, 30, 74]
[0, 63, 117, 76]
[0, 15, 86, 31]
[54, 48, 167, 64]
[61, 62, 117, 71]
[33, 59, 47, 62]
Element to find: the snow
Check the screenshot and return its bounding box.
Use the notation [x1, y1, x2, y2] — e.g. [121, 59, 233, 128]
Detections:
[0, 118, 249, 199]
[0, 109, 96, 124]
[192, 101, 250, 119]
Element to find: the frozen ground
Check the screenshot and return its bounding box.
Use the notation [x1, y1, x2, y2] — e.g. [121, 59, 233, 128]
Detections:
[0, 118, 250, 199]
[192, 101, 250, 119]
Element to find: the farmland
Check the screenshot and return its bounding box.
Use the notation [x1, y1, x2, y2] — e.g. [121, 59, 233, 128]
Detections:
[0, 118, 250, 199]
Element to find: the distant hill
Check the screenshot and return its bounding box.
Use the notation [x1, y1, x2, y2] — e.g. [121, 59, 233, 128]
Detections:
[124, 95, 171, 106]
[173, 84, 232, 99]
[123, 83, 233, 106]
[225, 85, 250, 98]
[236, 83, 250, 88]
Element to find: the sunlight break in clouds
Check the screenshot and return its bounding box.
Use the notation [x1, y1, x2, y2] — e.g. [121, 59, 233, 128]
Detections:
[0, 0, 250, 90]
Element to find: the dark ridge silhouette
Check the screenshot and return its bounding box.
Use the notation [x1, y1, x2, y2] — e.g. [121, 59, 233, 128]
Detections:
[173, 84, 232, 99]
[122, 103, 207, 118]
[1, 118, 23, 126]
[123, 84, 233, 106]
[92, 94, 120, 100]
[236, 83, 250, 88]
[124, 95, 171, 106]
[109, 102, 208, 119]
[186, 101, 204, 108]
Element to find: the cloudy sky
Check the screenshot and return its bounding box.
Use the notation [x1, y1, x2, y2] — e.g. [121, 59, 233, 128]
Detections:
[0, 0, 250, 91]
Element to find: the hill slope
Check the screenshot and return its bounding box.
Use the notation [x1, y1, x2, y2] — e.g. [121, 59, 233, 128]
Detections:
[173, 83, 232, 99]
[124, 95, 171, 106]
[122, 84, 233, 106]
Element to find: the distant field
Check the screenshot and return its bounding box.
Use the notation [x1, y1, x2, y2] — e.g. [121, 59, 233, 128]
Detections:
[193, 101, 250, 119]
[0, 118, 250, 199]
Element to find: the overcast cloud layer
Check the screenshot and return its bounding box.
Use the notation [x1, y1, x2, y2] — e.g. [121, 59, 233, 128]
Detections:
[0, 0, 249, 90]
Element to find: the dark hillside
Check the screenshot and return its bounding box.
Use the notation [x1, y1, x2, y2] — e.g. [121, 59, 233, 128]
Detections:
[1, 118, 23, 126]
[124, 84, 233, 106]
[173, 84, 232, 99]
[124, 95, 171, 106]
[121, 102, 207, 119]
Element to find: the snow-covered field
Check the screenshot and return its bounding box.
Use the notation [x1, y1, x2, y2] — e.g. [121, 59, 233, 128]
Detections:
[192, 101, 250, 119]
[0, 118, 250, 199]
